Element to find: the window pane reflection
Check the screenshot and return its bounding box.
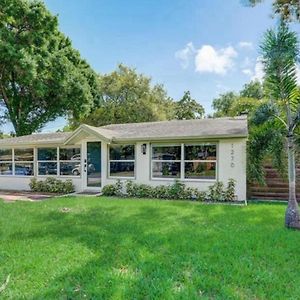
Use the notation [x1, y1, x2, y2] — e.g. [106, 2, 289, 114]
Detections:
[110, 162, 134, 177]
[152, 162, 180, 178]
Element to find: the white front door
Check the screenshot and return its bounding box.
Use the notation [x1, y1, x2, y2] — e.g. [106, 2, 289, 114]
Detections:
[83, 141, 102, 190]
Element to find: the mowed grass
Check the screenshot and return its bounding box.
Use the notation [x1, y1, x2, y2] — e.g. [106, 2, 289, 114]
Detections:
[0, 197, 299, 299]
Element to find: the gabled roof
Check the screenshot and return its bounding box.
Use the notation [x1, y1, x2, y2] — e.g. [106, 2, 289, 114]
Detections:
[0, 116, 248, 146]
[63, 124, 115, 144]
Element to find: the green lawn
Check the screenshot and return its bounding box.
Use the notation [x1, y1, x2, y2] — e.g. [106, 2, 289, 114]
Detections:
[0, 197, 299, 299]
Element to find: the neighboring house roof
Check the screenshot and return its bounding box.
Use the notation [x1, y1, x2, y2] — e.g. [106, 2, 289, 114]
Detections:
[0, 116, 248, 146]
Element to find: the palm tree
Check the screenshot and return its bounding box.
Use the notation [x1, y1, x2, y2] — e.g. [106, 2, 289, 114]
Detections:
[260, 23, 300, 229]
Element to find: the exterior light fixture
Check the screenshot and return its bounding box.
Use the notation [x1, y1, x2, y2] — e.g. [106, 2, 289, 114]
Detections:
[141, 143, 147, 155]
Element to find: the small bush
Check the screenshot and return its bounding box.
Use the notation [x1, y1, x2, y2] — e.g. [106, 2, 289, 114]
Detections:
[168, 180, 186, 199]
[208, 182, 225, 202]
[101, 179, 236, 202]
[101, 184, 117, 196]
[152, 185, 169, 199]
[207, 179, 237, 202]
[29, 177, 75, 194]
[115, 179, 124, 197]
[225, 178, 236, 201]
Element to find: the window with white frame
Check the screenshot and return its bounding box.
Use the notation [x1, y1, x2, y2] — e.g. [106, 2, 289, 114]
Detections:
[0, 148, 34, 176]
[14, 148, 34, 176]
[151, 143, 217, 180]
[0, 149, 13, 175]
[37, 147, 81, 176]
[184, 144, 217, 180]
[152, 145, 181, 178]
[59, 147, 81, 176]
[109, 145, 135, 178]
[37, 148, 58, 175]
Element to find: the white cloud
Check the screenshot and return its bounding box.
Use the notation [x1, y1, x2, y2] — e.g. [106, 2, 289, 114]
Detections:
[246, 59, 300, 84]
[238, 41, 253, 50]
[251, 58, 265, 82]
[195, 45, 237, 75]
[175, 42, 196, 69]
[242, 69, 253, 76]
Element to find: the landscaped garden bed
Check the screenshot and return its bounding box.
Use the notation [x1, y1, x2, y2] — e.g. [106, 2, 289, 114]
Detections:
[102, 179, 239, 203]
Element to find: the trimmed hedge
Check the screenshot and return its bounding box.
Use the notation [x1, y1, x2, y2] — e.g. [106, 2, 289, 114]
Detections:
[29, 177, 75, 194]
[102, 179, 236, 202]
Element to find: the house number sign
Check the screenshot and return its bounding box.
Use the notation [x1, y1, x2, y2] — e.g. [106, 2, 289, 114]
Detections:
[230, 144, 235, 168]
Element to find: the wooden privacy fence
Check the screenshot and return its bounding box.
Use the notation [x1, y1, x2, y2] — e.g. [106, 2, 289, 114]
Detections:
[248, 158, 300, 201]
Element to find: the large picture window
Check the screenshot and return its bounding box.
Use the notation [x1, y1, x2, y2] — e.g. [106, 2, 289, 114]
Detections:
[152, 146, 181, 178]
[0, 148, 34, 176]
[184, 145, 217, 180]
[38, 147, 81, 176]
[151, 144, 217, 180]
[0, 147, 81, 177]
[109, 145, 135, 178]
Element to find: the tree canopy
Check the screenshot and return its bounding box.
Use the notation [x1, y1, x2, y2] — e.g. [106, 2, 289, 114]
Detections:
[74, 65, 205, 128]
[0, 0, 99, 136]
[174, 91, 205, 120]
[212, 92, 238, 117]
[240, 80, 265, 99]
[212, 81, 266, 118]
[245, 0, 300, 22]
[76, 65, 175, 127]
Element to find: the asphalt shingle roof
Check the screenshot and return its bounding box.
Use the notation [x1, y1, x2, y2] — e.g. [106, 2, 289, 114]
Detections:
[0, 132, 71, 146]
[102, 116, 248, 141]
[0, 117, 248, 146]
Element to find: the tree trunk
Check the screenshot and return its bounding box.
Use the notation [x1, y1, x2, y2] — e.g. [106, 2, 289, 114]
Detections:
[285, 134, 300, 229]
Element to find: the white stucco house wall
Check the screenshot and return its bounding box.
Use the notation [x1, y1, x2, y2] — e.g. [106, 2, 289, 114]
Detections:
[0, 116, 248, 200]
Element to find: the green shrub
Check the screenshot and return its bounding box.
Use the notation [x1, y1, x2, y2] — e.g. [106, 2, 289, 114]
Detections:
[125, 180, 135, 197]
[102, 184, 118, 196]
[168, 180, 186, 199]
[208, 182, 225, 202]
[115, 179, 124, 197]
[225, 178, 236, 201]
[152, 185, 170, 199]
[29, 177, 75, 194]
[100, 179, 236, 202]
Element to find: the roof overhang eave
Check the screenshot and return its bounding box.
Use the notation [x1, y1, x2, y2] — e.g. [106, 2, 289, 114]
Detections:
[111, 133, 248, 143]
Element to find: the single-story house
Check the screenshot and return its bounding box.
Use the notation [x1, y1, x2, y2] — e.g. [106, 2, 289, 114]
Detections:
[0, 116, 248, 200]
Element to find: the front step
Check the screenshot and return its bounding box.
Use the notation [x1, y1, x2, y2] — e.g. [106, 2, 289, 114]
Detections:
[75, 190, 101, 196]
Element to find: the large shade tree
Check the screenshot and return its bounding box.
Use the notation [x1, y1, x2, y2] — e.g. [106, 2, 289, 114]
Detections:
[257, 24, 300, 229]
[0, 0, 99, 136]
[212, 92, 238, 117]
[174, 91, 205, 120]
[75, 64, 175, 127]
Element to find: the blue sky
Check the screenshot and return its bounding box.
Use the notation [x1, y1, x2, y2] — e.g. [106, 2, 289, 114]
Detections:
[4, 0, 277, 133]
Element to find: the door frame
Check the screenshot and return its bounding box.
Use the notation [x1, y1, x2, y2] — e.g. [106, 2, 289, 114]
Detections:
[82, 140, 102, 191]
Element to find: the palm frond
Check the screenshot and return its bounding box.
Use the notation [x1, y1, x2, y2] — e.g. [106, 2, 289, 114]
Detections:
[261, 23, 300, 125]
